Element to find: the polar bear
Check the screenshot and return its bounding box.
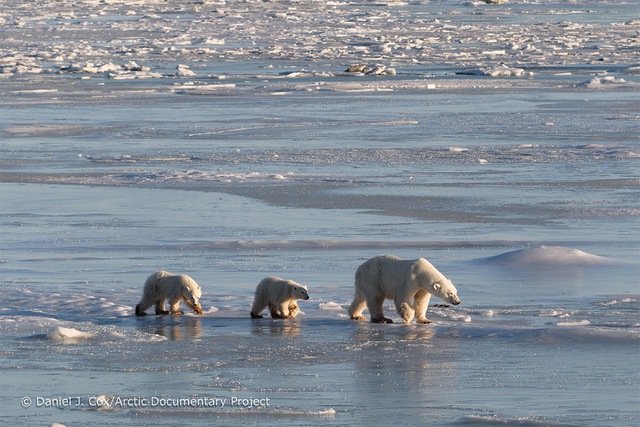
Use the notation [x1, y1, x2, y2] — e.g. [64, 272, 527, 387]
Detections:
[135, 270, 204, 316]
[250, 277, 310, 319]
[348, 255, 460, 324]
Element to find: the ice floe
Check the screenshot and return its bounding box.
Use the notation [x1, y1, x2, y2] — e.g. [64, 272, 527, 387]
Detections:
[45, 327, 96, 342]
[2, 0, 638, 80]
[456, 64, 534, 77]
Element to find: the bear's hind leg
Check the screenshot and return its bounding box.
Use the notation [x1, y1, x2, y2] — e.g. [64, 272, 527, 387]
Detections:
[136, 288, 156, 316]
[155, 299, 170, 315]
[135, 301, 152, 316]
[250, 304, 266, 318]
[269, 302, 284, 318]
[250, 296, 267, 318]
[348, 289, 367, 321]
[368, 295, 392, 323]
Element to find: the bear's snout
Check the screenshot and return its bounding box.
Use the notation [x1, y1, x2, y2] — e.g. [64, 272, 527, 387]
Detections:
[303, 295, 310, 300]
[451, 296, 461, 305]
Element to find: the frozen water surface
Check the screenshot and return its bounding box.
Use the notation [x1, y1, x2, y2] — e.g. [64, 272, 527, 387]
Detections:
[1, 0, 639, 426]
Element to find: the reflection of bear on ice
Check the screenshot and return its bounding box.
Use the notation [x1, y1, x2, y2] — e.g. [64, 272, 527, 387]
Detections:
[250, 277, 309, 319]
[135, 270, 204, 316]
[348, 255, 460, 324]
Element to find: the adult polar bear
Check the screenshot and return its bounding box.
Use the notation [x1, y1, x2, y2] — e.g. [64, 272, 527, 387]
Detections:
[348, 255, 460, 324]
[135, 270, 204, 316]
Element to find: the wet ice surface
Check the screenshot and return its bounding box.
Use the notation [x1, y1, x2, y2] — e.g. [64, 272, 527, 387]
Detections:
[1, 284, 639, 426]
[1, 184, 638, 426]
[1, 0, 639, 426]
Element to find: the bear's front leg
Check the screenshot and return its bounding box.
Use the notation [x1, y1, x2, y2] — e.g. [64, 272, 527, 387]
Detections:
[413, 291, 432, 324]
[277, 301, 294, 319]
[183, 297, 204, 315]
[396, 301, 415, 324]
[287, 301, 299, 318]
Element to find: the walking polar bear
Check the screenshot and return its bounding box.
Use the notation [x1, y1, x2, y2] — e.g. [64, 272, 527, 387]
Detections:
[135, 270, 204, 316]
[250, 277, 310, 319]
[348, 255, 461, 324]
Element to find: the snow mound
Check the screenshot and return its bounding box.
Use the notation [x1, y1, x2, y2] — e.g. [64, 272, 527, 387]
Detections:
[483, 245, 614, 266]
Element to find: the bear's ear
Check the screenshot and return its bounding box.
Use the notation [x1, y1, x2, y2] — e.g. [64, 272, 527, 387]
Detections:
[434, 283, 441, 290]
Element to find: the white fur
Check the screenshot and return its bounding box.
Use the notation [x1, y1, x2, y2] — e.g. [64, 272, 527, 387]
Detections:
[135, 270, 203, 316]
[250, 276, 310, 319]
[348, 255, 460, 324]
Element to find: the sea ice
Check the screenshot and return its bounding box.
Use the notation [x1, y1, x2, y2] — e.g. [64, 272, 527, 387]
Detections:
[556, 320, 591, 327]
[483, 246, 614, 266]
[45, 327, 96, 342]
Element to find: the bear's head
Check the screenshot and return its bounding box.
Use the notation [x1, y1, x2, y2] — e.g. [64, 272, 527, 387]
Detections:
[292, 285, 310, 301]
[182, 279, 204, 315]
[414, 258, 461, 306]
[432, 278, 461, 306]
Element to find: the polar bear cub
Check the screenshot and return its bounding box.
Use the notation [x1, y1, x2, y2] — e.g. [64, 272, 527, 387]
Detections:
[135, 270, 204, 316]
[250, 276, 310, 319]
[348, 255, 460, 324]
